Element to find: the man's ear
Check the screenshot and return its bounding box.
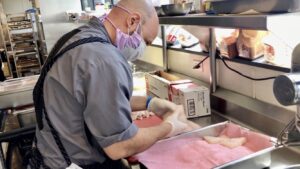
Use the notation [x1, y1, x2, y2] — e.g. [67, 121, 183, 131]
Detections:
[126, 13, 141, 34]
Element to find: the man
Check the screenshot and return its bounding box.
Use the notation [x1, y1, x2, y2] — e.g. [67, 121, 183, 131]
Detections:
[32, 0, 196, 168]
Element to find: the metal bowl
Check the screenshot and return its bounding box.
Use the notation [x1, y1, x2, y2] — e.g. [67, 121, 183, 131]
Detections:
[162, 3, 193, 16]
[155, 6, 165, 16]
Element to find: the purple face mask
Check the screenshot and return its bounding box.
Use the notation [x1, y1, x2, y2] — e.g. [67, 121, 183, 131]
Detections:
[104, 5, 143, 50]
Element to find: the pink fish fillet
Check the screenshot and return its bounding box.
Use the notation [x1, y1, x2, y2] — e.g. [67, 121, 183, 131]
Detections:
[135, 123, 273, 169]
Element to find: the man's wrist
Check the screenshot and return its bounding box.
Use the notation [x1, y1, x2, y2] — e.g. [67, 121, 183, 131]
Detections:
[146, 96, 152, 109]
[161, 121, 173, 138]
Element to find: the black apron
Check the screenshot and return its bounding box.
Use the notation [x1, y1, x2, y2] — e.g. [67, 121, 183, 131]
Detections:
[29, 29, 128, 169]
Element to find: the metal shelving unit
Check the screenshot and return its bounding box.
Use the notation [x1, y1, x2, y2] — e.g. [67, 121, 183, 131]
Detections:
[150, 44, 290, 73]
[158, 13, 300, 92]
[7, 14, 41, 78]
[159, 13, 299, 30]
[0, 4, 13, 79]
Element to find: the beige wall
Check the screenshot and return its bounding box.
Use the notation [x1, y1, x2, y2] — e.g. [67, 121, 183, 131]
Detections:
[139, 46, 164, 67]
[39, 0, 82, 51]
[2, 0, 32, 15]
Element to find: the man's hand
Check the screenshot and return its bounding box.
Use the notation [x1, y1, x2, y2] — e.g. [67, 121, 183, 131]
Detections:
[162, 105, 189, 138]
[131, 111, 155, 120]
[176, 107, 201, 132]
[147, 97, 177, 117]
[163, 105, 201, 137]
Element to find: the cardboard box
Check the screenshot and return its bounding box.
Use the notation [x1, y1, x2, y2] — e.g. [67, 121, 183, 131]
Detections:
[145, 71, 211, 118]
[237, 30, 267, 60]
[170, 84, 211, 118]
[145, 71, 191, 100]
[169, 83, 198, 104]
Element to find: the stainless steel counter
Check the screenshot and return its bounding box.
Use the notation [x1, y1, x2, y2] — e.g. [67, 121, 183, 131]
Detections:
[190, 111, 226, 127]
[221, 145, 300, 169]
[0, 75, 38, 109]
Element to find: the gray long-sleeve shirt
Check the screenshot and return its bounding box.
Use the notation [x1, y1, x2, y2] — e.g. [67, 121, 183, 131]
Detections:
[35, 17, 138, 168]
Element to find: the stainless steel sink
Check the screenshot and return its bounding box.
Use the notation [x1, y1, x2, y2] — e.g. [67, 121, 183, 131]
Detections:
[269, 147, 300, 169]
[219, 146, 300, 169]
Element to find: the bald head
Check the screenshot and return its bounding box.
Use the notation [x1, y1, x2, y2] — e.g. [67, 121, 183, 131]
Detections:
[104, 0, 159, 45]
[118, 0, 155, 22]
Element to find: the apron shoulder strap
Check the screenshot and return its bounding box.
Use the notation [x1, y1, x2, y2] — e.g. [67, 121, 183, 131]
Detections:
[35, 28, 81, 130]
[33, 29, 109, 166]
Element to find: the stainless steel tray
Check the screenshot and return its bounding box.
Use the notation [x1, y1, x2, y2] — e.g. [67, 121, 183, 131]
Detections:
[0, 75, 38, 108]
[157, 121, 276, 169]
[162, 121, 229, 141]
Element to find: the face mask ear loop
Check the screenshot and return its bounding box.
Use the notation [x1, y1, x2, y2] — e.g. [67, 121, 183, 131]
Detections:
[115, 4, 131, 14]
[128, 26, 130, 35]
[137, 23, 142, 35]
[104, 17, 117, 30]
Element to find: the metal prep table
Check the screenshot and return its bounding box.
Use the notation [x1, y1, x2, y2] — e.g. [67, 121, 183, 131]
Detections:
[0, 76, 38, 169]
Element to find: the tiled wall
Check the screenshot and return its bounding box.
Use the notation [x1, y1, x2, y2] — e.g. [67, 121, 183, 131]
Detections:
[140, 46, 297, 112]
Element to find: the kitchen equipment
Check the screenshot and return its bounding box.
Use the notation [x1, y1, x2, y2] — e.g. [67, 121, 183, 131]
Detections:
[14, 108, 36, 127]
[190, 0, 204, 13]
[273, 44, 300, 146]
[155, 6, 165, 16]
[0, 75, 38, 109]
[10, 16, 26, 22]
[205, 0, 300, 14]
[162, 2, 193, 16]
[219, 146, 300, 169]
[136, 122, 274, 168]
[285, 164, 300, 169]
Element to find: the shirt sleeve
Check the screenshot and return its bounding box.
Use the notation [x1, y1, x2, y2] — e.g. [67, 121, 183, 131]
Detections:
[77, 51, 138, 148]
